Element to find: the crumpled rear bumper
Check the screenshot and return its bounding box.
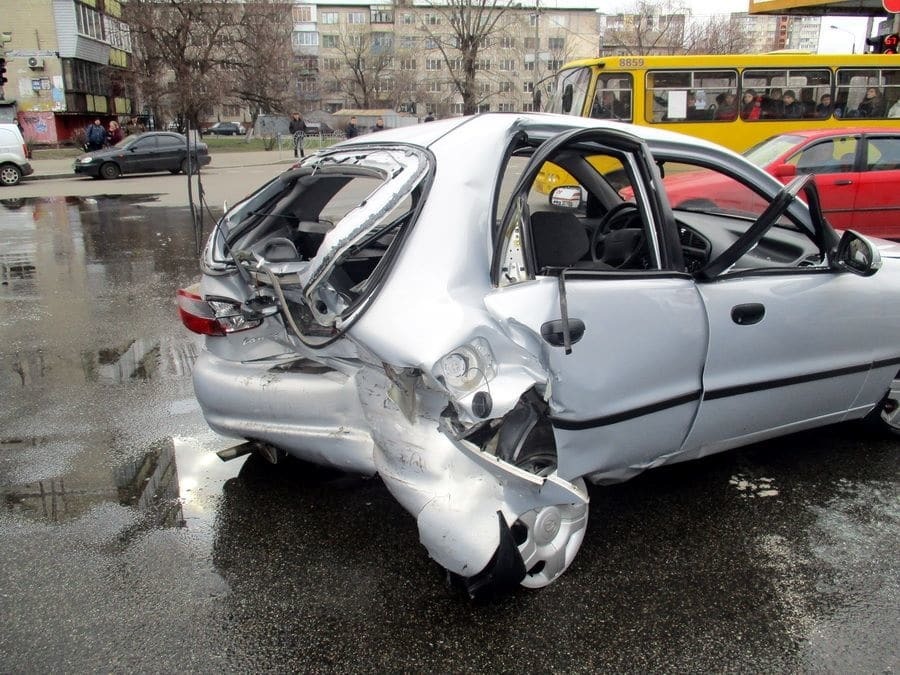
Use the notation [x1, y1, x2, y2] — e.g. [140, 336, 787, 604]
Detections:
[192, 350, 376, 474]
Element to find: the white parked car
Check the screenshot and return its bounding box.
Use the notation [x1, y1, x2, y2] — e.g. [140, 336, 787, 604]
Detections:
[0, 123, 34, 186]
[178, 113, 900, 599]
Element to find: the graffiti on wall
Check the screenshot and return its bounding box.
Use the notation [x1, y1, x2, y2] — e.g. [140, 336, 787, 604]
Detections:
[19, 112, 58, 144]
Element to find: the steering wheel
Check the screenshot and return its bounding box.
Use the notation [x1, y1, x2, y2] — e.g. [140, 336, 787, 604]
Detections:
[590, 202, 645, 267]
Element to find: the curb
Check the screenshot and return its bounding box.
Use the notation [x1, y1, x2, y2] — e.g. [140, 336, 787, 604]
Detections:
[24, 156, 300, 182]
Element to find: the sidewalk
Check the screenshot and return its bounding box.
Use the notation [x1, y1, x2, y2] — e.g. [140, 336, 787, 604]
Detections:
[26, 149, 303, 181]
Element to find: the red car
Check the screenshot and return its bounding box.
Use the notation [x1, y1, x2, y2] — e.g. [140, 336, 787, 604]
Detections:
[663, 128, 900, 240]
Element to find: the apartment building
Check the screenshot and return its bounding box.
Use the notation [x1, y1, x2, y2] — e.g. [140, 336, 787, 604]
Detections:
[291, 0, 602, 116]
[1, 0, 134, 145]
[730, 12, 821, 53]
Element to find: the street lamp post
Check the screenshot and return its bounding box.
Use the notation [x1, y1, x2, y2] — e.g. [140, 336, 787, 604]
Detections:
[829, 25, 856, 54]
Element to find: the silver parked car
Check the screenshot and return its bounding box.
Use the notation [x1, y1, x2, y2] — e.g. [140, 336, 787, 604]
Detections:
[178, 113, 900, 599]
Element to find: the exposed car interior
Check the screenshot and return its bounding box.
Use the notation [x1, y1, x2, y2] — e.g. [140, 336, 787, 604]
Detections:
[512, 142, 830, 282]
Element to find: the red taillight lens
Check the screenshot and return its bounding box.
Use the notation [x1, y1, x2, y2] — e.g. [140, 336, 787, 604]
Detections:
[177, 288, 264, 336]
[177, 288, 226, 336]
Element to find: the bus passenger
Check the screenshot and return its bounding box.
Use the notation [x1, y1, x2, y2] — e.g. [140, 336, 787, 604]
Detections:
[741, 89, 761, 120]
[761, 88, 783, 118]
[715, 93, 738, 120]
[888, 99, 900, 118]
[781, 90, 803, 118]
[592, 90, 626, 119]
[815, 93, 835, 118]
[858, 87, 886, 117]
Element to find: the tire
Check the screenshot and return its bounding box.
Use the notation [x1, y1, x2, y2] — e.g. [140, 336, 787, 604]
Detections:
[99, 162, 121, 180]
[181, 159, 199, 175]
[0, 163, 23, 186]
[865, 373, 900, 436]
[169, 169, 181, 174]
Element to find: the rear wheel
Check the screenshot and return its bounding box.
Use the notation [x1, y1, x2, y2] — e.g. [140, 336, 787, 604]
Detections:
[181, 158, 199, 175]
[0, 163, 23, 186]
[866, 373, 900, 436]
[99, 162, 120, 180]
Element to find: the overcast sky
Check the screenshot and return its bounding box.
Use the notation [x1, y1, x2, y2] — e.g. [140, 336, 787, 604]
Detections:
[595, 0, 877, 54]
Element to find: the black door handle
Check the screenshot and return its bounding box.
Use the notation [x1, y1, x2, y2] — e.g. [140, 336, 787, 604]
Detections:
[541, 319, 586, 347]
[731, 303, 765, 325]
[834, 179, 853, 186]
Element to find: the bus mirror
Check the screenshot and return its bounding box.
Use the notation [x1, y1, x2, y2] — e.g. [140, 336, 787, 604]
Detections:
[772, 164, 797, 178]
[550, 186, 583, 209]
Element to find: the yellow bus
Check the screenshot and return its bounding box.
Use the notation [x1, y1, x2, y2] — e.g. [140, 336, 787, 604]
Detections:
[544, 53, 900, 153]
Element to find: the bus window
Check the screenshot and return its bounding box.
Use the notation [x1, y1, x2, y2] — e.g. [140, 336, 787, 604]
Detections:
[546, 66, 592, 115]
[836, 68, 900, 119]
[590, 74, 633, 121]
[645, 69, 737, 123]
[742, 68, 831, 120]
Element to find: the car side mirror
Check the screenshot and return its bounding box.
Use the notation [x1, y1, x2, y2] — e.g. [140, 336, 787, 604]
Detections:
[549, 186, 582, 209]
[833, 230, 881, 276]
[771, 164, 797, 178]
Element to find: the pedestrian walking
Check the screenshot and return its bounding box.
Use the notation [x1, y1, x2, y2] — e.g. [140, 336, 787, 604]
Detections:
[345, 116, 359, 139]
[289, 112, 307, 158]
[107, 120, 123, 146]
[86, 119, 106, 151]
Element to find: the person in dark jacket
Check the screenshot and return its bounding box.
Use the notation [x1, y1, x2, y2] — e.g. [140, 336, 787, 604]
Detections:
[780, 90, 803, 118]
[857, 87, 886, 118]
[370, 117, 386, 132]
[345, 116, 359, 139]
[289, 112, 307, 158]
[86, 119, 107, 151]
[107, 120, 123, 146]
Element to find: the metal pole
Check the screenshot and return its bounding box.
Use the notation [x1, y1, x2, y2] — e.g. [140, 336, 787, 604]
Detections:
[532, 0, 540, 110]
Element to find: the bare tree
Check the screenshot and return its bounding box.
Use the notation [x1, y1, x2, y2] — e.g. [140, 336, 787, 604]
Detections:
[319, 27, 395, 109]
[683, 15, 753, 55]
[600, 0, 689, 56]
[419, 0, 517, 115]
[125, 0, 240, 130]
[234, 1, 296, 119]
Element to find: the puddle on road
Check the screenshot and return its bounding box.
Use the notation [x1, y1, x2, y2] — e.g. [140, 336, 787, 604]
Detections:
[0, 433, 247, 535]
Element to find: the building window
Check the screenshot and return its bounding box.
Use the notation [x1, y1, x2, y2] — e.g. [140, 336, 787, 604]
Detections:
[323, 57, 341, 71]
[425, 38, 438, 49]
[499, 81, 512, 93]
[400, 36, 416, 49]
[371, 7, 393, 24]
[426, 59, 442, 70]
[524, 81, 534, 93]
[524, 37, 538, 50]
[548, 37, 565, 50]
[292, 5, 313, 22]
[547, 59, 562, 71]
[426, 14, 441, 25]
[498, 102, 515, 112]
[427, 81, 442, 92]
[320, 12, 338, 24]
[499, 59, 516, 71]
[477, 103, 490, 113]
[402, 13, 413, 24]
[322, 34, 339, 48]
[450, 103, 464, 114]
[476, 59, 491, 71]
[372, 32, 393, 52]
[500, 37, 514, 49]
[292, 31, 319, 48]
[400, 58, 417, 70]
[478, 81, 490, 94]
[76, 3, 105, 41]
[348, 12, 366, 25]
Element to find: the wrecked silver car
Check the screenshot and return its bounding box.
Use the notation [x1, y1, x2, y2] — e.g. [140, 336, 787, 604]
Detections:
[178, 113, 900, 598]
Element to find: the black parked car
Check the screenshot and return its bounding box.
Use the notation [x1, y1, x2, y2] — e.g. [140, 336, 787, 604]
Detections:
[73, 132, 212, 179]
[205, 122, 246, 136]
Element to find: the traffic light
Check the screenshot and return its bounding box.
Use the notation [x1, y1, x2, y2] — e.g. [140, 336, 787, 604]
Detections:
[866, 33, 900, 54]
[0, 57, 7, 87]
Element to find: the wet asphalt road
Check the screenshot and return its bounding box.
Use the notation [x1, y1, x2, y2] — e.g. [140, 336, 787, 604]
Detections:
[0, 192, 898, 673]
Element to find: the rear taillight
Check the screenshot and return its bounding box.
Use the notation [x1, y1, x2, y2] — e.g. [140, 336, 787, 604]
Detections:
[176, 288, 262, 336]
